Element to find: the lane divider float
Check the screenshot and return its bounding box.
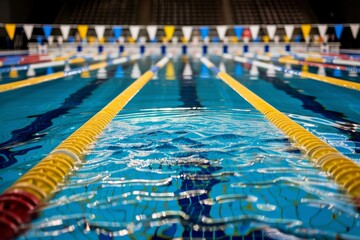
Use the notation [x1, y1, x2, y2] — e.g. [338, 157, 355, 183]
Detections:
[244, 52, 360, 73]
[290, 52, 360, 67]
[268, 51, 360, 66]
[0, 52, 123, 74]
[0, 53, 140, 93]
[308, 51, 360, 61]
[201, 56, 360, 200]
[0, 52, 76, 67]
[278, 56, 360, 73]
[0, 55, 171, 239]
[224, 54, 360, 91]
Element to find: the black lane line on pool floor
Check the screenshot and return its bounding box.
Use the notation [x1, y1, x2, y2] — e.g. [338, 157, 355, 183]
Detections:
[178, 59, 203, 109]
[155, 59, 280, 240]
[256, 70, 360, 153]
[148, 59, 222, 238]
[155, 59, 227, 239]
[0, 64, 132, 169]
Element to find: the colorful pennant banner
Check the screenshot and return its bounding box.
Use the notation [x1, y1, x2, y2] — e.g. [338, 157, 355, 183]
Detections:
[2, 23, 358, 45]
[146, 26, 157, 41]
[317, 24, 328, 40]
[23, 24, 33, 40]
[233, 26, 244, 39]
[350, 24, 359, 39]
[77, 25, 88, 39]
[43, 25, 52, 39]
[284, 25, 294, 40]
[249, 25, 260, 40]
[182, 26, 193, 42]
[266, 25, 277, 40]
[113, 26, 122, 40]
[129, 26, 140, 40]
[216, 26, 228, 40]
[5, 24, 16, 40]
[95, 25, 106, 40]
[164, 26, 175, 40]
[334, 24, 344, 39]
[60, 25, 71, 40]
[301, 24, 312, 40]
[199, 26, 209, 40]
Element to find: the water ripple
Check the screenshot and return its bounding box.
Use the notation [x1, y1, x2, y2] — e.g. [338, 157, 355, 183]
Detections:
[20, 108, 360, 239]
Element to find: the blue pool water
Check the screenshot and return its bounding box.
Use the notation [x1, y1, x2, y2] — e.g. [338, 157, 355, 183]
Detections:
[0, 56, 360, 239]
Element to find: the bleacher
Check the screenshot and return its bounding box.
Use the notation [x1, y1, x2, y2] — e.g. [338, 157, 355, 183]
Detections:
[65, 0, 139, 25]
[232, 0, 262, 24]
[232, 0, 317, 24]
[151, 0, 221, 25]
[54, 0, 317, 26]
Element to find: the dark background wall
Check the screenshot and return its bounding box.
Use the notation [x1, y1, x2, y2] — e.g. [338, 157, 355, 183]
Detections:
[308, 0, 360, 23]
[1, 0, 359, 24]
[307, 0, 360, 48]
[0, 0, 64, 23]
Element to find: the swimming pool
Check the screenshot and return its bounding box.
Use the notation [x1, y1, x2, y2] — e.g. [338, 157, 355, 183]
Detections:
[1, 54, 360, 239]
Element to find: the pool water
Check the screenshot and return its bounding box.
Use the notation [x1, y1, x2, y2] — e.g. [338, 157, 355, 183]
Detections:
[0, 56, 360, 239]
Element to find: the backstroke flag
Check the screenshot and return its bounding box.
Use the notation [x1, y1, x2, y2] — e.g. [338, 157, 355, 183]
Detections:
[5, 24, 16, 40]
[301, 24, 312, 41]
[284, 25, 294, 40]
[182, 26, 193, 42]
[23, 25, 34, 40]
[250, 25, 260, 40]
[95, 25, 106, 40]
[234, 26, 244, 39]
[60, 25, 71, 40]
[350, 24, 359, 39]
[164, 26, 175, 40]
[216, 26, 228, 40]
[113, 26, 123, 40]
[129, 26, 140, 40]
[334, 24, 344, 39]
[266, 25, 277, 40]
[147, 26, 157, 41]
[199, 26, 209, 40]
[43, 25, 52, 39]
[317, 25, 328, 40]
[77, 25, 88, 39]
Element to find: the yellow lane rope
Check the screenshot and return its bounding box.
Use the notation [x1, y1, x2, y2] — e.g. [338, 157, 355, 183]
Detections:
[3, 55, 171, 202]
[226, 54, 360, 91]
[0, 54, 140, 93]
[201, 56, 360, 198]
